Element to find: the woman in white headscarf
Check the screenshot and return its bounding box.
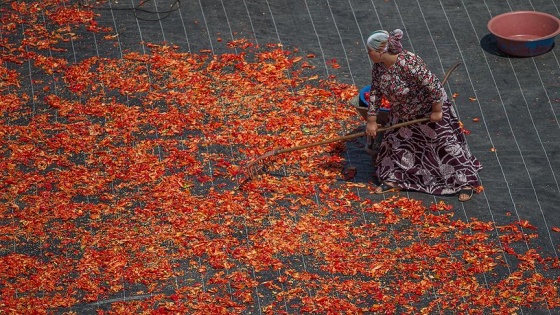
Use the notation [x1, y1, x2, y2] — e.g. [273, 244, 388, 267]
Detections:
[365, 29, 482, 201]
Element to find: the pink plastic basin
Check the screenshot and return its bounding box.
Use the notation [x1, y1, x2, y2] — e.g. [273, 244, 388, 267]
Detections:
[487, 11, 560, 57]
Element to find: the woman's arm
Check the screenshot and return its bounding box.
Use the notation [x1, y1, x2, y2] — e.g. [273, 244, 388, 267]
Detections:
[366, 90, 380, 136]
[407, 54, 444, 121]
[366, 72, 383, 136]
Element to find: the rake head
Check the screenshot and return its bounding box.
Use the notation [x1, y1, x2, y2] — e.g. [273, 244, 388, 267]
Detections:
[237, 148, 280, 184]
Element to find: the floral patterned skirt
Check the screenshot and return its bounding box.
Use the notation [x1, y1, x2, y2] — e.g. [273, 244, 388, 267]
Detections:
[375, 101, 482, 195]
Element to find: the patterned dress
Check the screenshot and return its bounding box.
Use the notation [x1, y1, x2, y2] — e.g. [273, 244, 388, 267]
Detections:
[367, 51, 482, 195]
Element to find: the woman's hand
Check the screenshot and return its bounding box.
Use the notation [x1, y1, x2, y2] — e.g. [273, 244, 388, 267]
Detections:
[430, 110, 443, 122]
[430, 101, 443, 122]
[366, 120, 379, 137]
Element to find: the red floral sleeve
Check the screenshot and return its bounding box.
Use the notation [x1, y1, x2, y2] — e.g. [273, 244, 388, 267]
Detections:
[366, 84, 382, 117]
[367, 66, 385, 117]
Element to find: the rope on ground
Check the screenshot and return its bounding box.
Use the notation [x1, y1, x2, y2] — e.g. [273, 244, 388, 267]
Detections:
[86, 0, 181, 22]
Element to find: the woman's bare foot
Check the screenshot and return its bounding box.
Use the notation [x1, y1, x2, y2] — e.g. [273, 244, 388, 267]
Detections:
[458, 187, 474, 202]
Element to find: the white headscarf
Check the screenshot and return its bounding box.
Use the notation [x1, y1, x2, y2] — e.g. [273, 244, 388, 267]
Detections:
[366, 29, 404, 54]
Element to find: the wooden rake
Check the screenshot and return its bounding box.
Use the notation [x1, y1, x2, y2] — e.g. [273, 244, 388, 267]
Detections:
[239, 61, 461, 182]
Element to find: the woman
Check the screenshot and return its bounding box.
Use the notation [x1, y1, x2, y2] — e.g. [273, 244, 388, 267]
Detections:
[365, 29, 482, 201]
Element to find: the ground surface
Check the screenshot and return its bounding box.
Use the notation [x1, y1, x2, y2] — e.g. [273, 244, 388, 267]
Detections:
[1, 0, 559, 314]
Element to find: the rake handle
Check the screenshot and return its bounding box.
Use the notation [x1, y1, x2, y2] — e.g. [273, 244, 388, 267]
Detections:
[273, 117, 430, 155]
